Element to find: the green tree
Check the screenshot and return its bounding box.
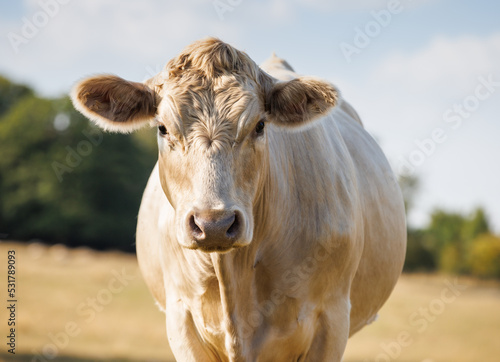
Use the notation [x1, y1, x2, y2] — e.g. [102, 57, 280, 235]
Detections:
[468, 233, 500, 278]
[398, 173, 419, 217]
[0, 78, 157, 251]
[0, 75, 33, 116]
[398, 174, 436, 272]
[424, 210, 466, 255]
[462, 207, 490, 241]
[423, 208, 492, 274]
[403, 228, 435, 272]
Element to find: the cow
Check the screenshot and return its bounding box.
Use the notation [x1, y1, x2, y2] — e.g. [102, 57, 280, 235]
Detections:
[71, 37, 406, 361]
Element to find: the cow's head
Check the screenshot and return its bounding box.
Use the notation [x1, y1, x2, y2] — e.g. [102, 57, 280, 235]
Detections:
[71, 38, 337, 253]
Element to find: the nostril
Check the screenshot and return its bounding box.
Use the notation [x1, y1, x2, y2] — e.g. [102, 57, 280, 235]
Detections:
[226, 213, 240, 238]
[188, 210, 243, 245]
[189, 214, 204, 238]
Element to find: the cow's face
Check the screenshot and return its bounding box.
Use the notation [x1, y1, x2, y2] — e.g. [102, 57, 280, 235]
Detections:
[71, 38, 337, 253]
[153, 74, 269, 252]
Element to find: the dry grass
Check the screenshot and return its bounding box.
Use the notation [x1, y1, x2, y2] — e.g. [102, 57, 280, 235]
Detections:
[0, 241, 173, 362]
[0, 241, 499, 362]
[344, 274, 500, 362]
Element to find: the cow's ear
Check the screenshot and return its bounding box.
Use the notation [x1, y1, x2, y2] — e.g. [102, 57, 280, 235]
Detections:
[71, 75, 157, 133]
[265, 77, 338, 128]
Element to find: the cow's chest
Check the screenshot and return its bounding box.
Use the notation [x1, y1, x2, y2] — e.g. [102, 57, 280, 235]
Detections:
[187, 270, 323, 361]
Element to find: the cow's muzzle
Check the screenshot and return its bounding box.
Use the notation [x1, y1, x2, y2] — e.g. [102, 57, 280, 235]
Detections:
[186, 209, 244, 252]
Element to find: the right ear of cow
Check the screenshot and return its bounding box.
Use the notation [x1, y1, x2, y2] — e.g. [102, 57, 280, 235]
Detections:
[71, 75, 157, 133]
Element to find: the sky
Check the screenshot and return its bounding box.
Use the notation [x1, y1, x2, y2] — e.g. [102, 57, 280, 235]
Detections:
[1, 0, 499, 231]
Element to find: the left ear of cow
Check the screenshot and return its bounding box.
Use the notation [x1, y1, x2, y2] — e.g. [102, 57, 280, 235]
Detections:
[71, 75, 157, 133]
[265, 77, 338, 127]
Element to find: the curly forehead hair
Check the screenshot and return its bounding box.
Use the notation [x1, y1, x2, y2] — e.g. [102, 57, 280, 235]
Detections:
[167, 38, 264, 80]
[151, 38, 272, 152]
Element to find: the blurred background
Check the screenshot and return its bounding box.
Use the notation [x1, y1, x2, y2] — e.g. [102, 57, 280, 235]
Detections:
[0, 1, 499, 361]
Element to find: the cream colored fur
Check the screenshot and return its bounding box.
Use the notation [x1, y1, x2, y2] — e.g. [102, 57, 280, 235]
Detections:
[72, 38, 406, 361]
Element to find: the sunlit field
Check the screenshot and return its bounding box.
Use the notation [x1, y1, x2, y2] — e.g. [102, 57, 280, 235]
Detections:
[1, 241, 499, 362]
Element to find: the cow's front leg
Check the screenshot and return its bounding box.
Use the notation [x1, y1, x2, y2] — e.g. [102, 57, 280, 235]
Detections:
[305, 297, 351, 362]
[165, 298, 219, 362]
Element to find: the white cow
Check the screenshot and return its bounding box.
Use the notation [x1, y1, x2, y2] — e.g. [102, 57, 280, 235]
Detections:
[72, 37, 406, 361]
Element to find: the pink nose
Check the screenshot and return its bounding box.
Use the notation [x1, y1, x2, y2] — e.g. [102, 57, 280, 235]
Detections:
[187, 209, 241, 250]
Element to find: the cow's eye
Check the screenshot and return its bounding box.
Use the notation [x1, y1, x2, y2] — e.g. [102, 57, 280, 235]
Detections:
[158, 125, 168, 136]
[255, 120, 265, 135]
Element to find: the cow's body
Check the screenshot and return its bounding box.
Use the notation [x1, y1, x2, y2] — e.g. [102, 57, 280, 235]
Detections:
[72, 38, 406, 361]
[135, 55, 406, 361]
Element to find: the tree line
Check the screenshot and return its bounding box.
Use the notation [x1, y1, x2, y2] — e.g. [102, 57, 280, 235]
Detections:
[0, 75, 157, 252]
[400, 174, 500, 278]
[1, 75, 499, 277]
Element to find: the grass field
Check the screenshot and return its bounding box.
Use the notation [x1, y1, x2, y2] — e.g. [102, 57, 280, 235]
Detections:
[1, 241, 499, 362]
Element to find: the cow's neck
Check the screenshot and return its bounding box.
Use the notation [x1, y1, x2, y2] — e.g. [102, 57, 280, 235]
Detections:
[210, 250, 258, 359]
[204, 165, 289, 358]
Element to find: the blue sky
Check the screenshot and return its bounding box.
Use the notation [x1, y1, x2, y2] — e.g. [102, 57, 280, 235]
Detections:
[1, 0, 499, 231]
